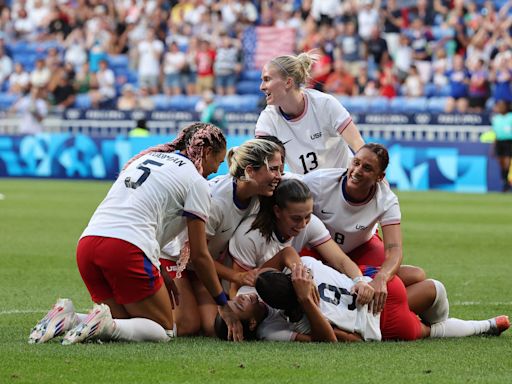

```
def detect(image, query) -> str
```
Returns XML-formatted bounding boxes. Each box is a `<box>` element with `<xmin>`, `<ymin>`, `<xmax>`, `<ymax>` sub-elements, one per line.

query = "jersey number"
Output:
<box><xmin>318</xmin><ymin>282</ymin><xmax>356</xmax><ymax>310</ymax></box>
<box><xmin>125</xmin><ymin>160</ymin><xmax>163</xmax><ymax>189</ymax></box>
<box><xmin>334</xmin><ymin>232</ymin><xmax>345</xmax><ymax>245</ymax></box>
<box><xmin>299</xmin><ymin>152</ymin><xmax>318</xmax><ymax>174</ymax></box>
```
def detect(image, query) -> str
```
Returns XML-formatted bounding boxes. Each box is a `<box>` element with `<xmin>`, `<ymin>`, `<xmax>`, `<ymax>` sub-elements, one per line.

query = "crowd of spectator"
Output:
<box><xmin>0</xmin><ymin>0</ymin><xmax>511</xmax><ymax>115</ymax></box>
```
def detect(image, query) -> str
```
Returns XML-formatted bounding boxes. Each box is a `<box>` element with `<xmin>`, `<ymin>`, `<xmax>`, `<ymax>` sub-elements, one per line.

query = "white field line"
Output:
<box><xmin>1</xmin><ymin>301</ymin><xmax>512</xmax><ymax>316</ymax></box>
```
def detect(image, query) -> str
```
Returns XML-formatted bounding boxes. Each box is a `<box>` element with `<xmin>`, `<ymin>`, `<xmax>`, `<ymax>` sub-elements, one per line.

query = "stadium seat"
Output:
<box><xmin>151</xmin><ymin>94</ymin><xmax>172</xmax><ymax>110</ymax></box>
<box><xmin>107</xmin><ymin>54</ymin><xmax>130</xmax><ymax>72</ymax></box>
<box><xmin>215</xmin><ymin>95</ymin><xmax>260</xmax><ymax>112</ymax></box>
<box><xmin>236</xmin><ymin>80</ymin><xmax>261</xmax><ymax>95</ymax></box>
<box><xmin>344</xmin><ymin>96</ymin><xmax>372</xmax><ymax>113</ymax></box>
<box><xmin>424</xmin><ymin>83</ymin><xmax>438</xmax><ymax>98</ymax></box>
<box><xmin>427</xmin><ymin>97</ymin><xmax>448</xmax><ymax>113</ymax></box>
<box><xmin>369</xmin><ymin>97</ymin><xmax>390</xmax><ymax>113</ymax></box>
<box><xmin>74</xmin><ymin>93</ymin><xmax>92</xmax><ymax>109</ymax></box>
<box><xmin>0</xmin><ymin>92</ymin><xmax>18</xmax><ymax>109</ymax></box>
<box><xmin>167</xmin><ymin>95</ymin><xmax>201</xmax><ymax>111</ymax></box>
<box><xmin>390</xmin><ymin>97</ymin><xmax>428</xmax><ymax>113</ymax></box>
<box><xmin>240</xmin><ymin>70</ymin><xmax>261</xmax><ymax>81</ymax></box>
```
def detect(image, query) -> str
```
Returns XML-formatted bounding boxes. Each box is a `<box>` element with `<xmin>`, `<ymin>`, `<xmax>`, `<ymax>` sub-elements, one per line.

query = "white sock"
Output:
<box><xmin>420</xmin><ymin>279</ymin><xmax>449</xmax><ymax>324</ymax></box>
<box><xmin>430</xmin><ymin>318</ymin><xmax>491</xmax><ymax>338</ymax></box>
<box><xmin>110</xmin><ymin>318</ymin><xmax>172</xmax><ymax>342</ymax></box>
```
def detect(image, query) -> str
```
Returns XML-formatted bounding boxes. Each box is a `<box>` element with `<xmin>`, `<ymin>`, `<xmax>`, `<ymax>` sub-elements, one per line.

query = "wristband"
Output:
<box><xmin>214</xmin><ymin>291</ymin><xmax>228</xmax><ymax>306</ymax></box>
<box><xmin>353</xmin><ymin>276</ymin><xmax>366</xmax><ymax>284</ymax></box>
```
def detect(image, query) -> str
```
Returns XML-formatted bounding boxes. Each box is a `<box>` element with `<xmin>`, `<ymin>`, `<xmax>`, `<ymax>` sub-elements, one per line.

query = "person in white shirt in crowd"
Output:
<box><xmin>30</xmin><ymin>58</ymin><xmax>51</xmax><ymax>89</ymax></box>
<box><xmin>0</xmin><ymin>44</ymin><xmax>13</xmax><ymax>86</ymax></box>
<box><xmin>8</xmin><ymin>62</ymin><xmax>30</xmax><ymax>94</ymax></box>
<box><xmin>89</xmin><ymin>59</ymin><xmax>115</xmax><ymax>108</ymax></box>
<box><xmin>10</xmin><ymin>85</ymin><xmax>48</xmax><ymax>134</ymax></box>
<box><xmin>28</xmin><ymin>122</ymin><xmax>247</xmax><ymax>345</ymax></box>
<box><xmin>160</xmin><ymin>138</ymin><xmax>283</xmax><ymax>336</ymax></box>
<box><xmin>163</xmin><ymin>41</ymin><xmax>187</xmax><ymax>96</ymax></box>
<box><xmin>255</xmin><ymin>51</ymin><xmax>364</xmax><ymax>175</ymax></box>
<box><xmin>136</xmin><ymin>28</ymin><xmax>164</xmax><ymax>95</ymax></box>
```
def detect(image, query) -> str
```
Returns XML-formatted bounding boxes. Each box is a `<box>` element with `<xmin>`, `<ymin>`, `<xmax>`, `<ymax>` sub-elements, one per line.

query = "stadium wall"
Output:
<box><xmin>0</xmin><ymin>131</ymin><xmax>501</xmax><ymax>193</ymax></box>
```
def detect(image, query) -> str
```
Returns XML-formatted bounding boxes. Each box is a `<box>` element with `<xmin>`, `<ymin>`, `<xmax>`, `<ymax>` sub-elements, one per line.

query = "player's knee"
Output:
<box><xmin>398</xmin><ymin>265</ymin><xmax>426</xmax><ymax>286</ymax></box>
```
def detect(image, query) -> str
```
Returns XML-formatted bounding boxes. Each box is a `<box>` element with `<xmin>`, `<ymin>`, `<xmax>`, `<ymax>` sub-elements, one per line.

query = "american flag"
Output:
<box><xmin>243</xmin><ymin>27</ymin><xmax>296</xmax><ymax>70</ymax></box>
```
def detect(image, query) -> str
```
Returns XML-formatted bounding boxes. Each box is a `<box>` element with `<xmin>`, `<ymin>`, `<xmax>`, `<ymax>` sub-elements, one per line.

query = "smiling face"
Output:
<box><xmin>274</xmin><ymin>198</ymin><xmax>313</xmax><ymax>239</ymax></box>
<box><xmin>227</xmin><ymin>293</ymin><xmax>263</xmax><ymax>321</ymax></box>
<box><xmin>260</xmin><ymin>63</ymin><xmax>290</xmax><ymax>106</ymax></box>
<box><xmin>246</xmin><ymin>151</ymin><xmax>283</xmax><ymax>196</ymax></box>
<box><xmin>347</xmin><ymin>148</ymin><xmax>385</xmax><ymax>192</ymax></box>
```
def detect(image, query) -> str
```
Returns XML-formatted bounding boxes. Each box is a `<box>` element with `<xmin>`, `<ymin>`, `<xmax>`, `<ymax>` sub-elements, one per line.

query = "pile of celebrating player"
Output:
<box><xmin>29</xmin><ymin>52</ymin><xmax>509</xmax><ymax>345</ymax></box>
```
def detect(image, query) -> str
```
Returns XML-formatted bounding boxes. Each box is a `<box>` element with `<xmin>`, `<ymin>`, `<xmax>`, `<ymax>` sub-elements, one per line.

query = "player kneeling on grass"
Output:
<box><xmin>215</xmin><ymin>254</ymin><xmax>509</xmax><ymax>342</ymax></box>
<box><xmin>28</xmin><ymin>123</ymin><xmax>246</xmax><ymax>344</ymax></box>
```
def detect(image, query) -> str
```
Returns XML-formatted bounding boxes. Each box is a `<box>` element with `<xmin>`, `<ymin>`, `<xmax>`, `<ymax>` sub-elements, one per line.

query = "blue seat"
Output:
<box><xmin>427</xmin><ymin>97</ymin><xmax>448</xmax><ymax>113</ymax></box>
<box><xmin>215</xmin><ymin>95</ymin><xmax>259</xmax><ymax>112</ymax></box>
<box><xmin>390</xmin><ymin>97</ymin><xmax>428</xmax><ymax>113</ymax></box>
<box><xmin>240</xmin><ymin>70</ymin><xmax>261</xmax><ymax>81</ymax></box>
<box><xmin>73</xmin><ymin>93</ymin><xmax>92</xmax><ymax>109</ymax></box>
<box><xmin>108</xmin><ymin>54</ymin><xmax>129</xmax><ymax>71</ymax></box>
<box><xmin>167</xmin><ymin>95</ymin><xmax>201</xmax><ymax>111</ymax></box>
<box><xmin>236</xmin><ymin>80</ymin><xmax>261</xmax><ymax>95</ymax></box>
<box><xmin>370</xmin><ymin>97</ymin><xmax>390</xmax><ymax>113</ymax></box>
<box><xmin>0</xmin><ymin>92</ymin><xmax>18</xmax><ymax>109</ymax></box>
<box><xmin>344</xmin><ymin>96</ymin><xmax>371</xmax><ymax>113</ymax></box>
<box><xmin>424</xmin><ymin>83</ymin><xmax>437</xmax><ymax>98</ymax></box>
<box><xmin>151</xmin><ymin>94</ymin><xmax>172</xmax><ymax>110</ymax></box>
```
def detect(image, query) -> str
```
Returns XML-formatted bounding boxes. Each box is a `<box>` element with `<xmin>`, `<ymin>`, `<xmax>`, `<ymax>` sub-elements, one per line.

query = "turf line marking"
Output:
<box><xmin>2</xmin><ymin>301</ymin><xmax>512</xmax><ymax>316</ymax></box>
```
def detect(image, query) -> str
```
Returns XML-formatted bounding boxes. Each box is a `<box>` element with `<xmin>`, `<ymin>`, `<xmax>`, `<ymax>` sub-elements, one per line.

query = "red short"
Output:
<box><xmin>77</xmin><ymin>236</ymin><xmax>163</xmax><ymax>305</ymax></box>
<box><xmin>298</xmin><ymin>246</ymin><xmax>323</xmax><ymax>260</ymax></box>
<box><xmin>159</xmin><ymin>258</ymin><xmax>197</xmax><ymax>280</ymax></box>
<box><xmin>380</xmin><ymin>276</ymin><xmax>422</xmax><ymax>341</ymax></box>
<box><xmin>348</xmin><ymin>233</ymin><xmax>386</xmax><ymax>267</ymax></box>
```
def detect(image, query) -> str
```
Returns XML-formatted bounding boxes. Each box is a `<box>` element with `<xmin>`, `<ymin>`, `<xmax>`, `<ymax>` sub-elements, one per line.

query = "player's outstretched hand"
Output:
<box><xmin>218</xmin><ymin>304</ymin><xmax>244</xmax><ymax>342</ymax></box>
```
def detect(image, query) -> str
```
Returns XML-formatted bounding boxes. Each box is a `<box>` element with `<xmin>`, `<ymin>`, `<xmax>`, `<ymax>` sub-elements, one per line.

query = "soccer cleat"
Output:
<box><xmin>28</xmin><ymin>298</ymin><xmax>79</xmax><ymax>344</ymax></box>
<box><xmin>486</xmin><ymin>315</ymin><xmax>510</xmax><ymax>336</ymax></box>
<box><xmin>62</xmin><ymin>304</ymin><xmax>115</xmax><ymax>345</ymax></box>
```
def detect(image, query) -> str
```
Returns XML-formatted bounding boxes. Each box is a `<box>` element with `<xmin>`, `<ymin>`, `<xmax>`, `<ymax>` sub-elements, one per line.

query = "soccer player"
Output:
<box><xmin>28</xmin><ymin>123</ymin><xmax>244</xmax><ymax>344</ymax></box>
<box><xmin>302</xmin><ymin>143</ymin><xmax>425</xmax><ymax>314</ymax></box>
<box><xmin>255</xmin><ymin>51</ymin><xmax>365</xmax><ymax>175</ymax></box>
<box><xmin>229</xmin><ymin>178</ymin><xmax>374</xmax><ymax>305</ymax></box>
<box><xmin>159</xmin><ymin>138</ymin><xmax>283</xmax><ymax>336</ymax></box>
<box><xmin>216</xmin><ymin>254</ymin><xmax>510</xmax><ymax>342</ymax></box>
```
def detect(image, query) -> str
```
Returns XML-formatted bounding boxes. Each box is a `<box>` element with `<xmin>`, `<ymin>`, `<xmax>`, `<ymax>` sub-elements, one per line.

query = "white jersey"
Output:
<box><xmin>255</xmin><ymin>88</ymin><xmax>354</xmax><ymax>175</ymax></box>
<box><xmin>161</xmin><ymin>174</ymin><xmax>260</xmax><ymax>264</ymax></box>
<box><xmin>303</xmin><ymin>169</ymin><xmax>401</xmax><ymax>253</ymax></box>
<box><xmin>258</xmin><ymin>256</ymin><xmax>381</xmax><ymax>341</ymax></box>
<box><xmin>81</xmin><ymin>152</ymin><xmax>210</xmax><ymax>268</ymax></box>
<box><xmin>230</xmin><ymin>214</ymin><xmax>330</xmax><ymax>270</ymax></box>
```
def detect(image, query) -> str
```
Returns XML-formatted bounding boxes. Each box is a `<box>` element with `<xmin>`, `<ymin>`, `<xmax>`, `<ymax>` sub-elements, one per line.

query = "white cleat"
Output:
<box><xmin>62</xmin><ymin>304</ymin><xmax>115</xmax><ymax>345</ymax></box>
<box><xmin>28</xmin><ymin>298</ymin><xmax>79</xmax><ymax>344</ymax></box>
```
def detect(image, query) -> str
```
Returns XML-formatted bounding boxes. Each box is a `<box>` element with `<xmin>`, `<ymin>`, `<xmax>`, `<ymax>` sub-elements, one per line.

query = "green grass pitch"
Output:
<box><xmin>0</xmin><ymin>179</ymin><xmax>511</xmax><ymax>383</ymax></box>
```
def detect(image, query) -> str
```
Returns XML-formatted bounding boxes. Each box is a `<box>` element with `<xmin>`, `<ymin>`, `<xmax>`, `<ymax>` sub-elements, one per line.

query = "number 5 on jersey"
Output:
<box><xmin>125</xmin><ymin>159</ymin><xmax>163</xmax><ymax>189</ymax></box>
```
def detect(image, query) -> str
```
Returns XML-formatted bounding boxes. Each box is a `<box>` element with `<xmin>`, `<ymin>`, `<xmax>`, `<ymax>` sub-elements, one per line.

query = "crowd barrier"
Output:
<box><xmin>0</xmin><ymin>131</ymin><xmax>501</xmax><ymax>193</ymax></box>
